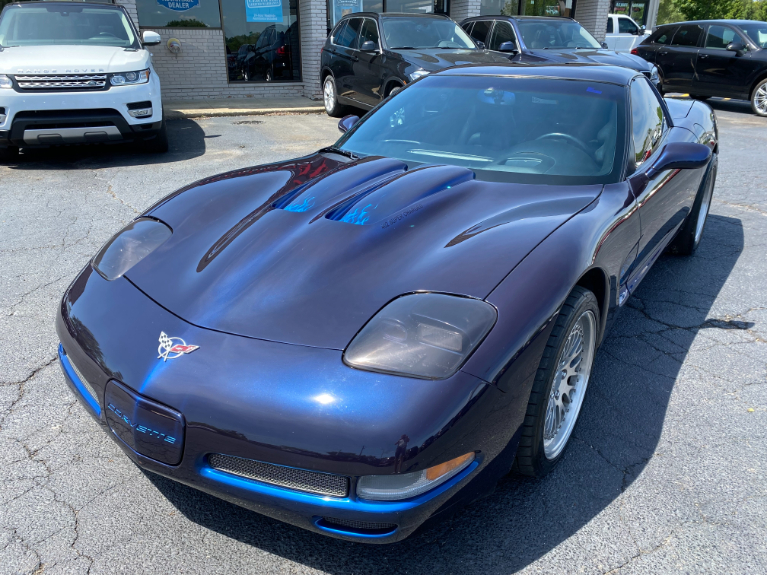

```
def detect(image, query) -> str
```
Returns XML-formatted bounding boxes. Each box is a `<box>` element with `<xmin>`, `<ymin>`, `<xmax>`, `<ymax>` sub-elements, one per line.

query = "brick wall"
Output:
<box><xmin>449</xmin><ymin>0</ymin><xmax>481</xmax><ymax>23</ymax></box>
<box><xmin>575</xmin><ymin>0</ymin><xmax>611</xmax><ymax>42</ymax></box>
<box><xmin>298</xmin><ymin>0</ymin><xmax>327</xmax><ymax>99</ymax></box>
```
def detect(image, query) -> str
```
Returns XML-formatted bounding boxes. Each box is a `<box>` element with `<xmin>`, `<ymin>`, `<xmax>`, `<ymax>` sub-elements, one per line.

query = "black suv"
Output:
<box><xmin>460</xmin><ymin>16</ymin><xmax>659</xmax><ymax>89</ymax></box>
<box><xmin>634</xmin><ymin>20</ymin><xmax>767</xmax><ymax>116</ymax></box>
<box><xmin>320</xmin><ymin>12</ymin><xmax>509</xmax><ymax>116</ymax></box>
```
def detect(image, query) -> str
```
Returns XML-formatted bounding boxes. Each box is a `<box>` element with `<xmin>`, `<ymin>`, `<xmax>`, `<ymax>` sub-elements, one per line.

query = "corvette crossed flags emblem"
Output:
<box><xmin>157</xmin><ymin>332</ymin><xmax>199</xmax><ymax>362</ymax></box>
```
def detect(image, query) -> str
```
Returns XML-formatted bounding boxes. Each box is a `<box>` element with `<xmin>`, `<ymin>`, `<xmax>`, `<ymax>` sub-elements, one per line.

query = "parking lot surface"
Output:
<box><xmin>1</xmin><ymin>103</ymin><xmax>765</xmax><ymax>574</ymax></box>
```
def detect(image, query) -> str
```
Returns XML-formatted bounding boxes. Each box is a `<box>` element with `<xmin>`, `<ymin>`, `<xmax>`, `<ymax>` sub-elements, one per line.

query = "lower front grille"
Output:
<box><xmin>208</xmin><ymin>454</ymin><xmax>349</xmax><ymax>497</ymax></box>
<box><xmin>322</xmin><ymin>517</ymin><xmax>397</xmax><ymax>532</ymax></box>
<box><xmin>14</xmin><ymin>74</ymin><xmax>107</xmax><ymax>90</ymax></box>
<box><xmin>67</xmin><ymin>354</ymin><xmax>100</xmax><ymax>404</ymax></box>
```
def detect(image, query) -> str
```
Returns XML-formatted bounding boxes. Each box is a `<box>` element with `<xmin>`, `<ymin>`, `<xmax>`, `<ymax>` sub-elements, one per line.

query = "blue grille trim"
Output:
<box><xmin>58</xmin><ymin>343</ymin><xmax>101</xmax><ymax>417</ymax></box>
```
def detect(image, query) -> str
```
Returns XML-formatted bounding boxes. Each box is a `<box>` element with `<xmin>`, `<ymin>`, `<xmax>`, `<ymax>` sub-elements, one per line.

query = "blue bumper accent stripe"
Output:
<box><xmin>200</xmin><ymin>460</ymin><xmax>480</xmax><ymax>513</ymax></box>
<box><xmin>312</xmin><ymin>517</ymin><xmax>398</xmax><ymax>538</ymax></box>
<box><xmin>58</xmin><ymin>344</ymin><xmax>102</xmax><ymax>417</ymax></box>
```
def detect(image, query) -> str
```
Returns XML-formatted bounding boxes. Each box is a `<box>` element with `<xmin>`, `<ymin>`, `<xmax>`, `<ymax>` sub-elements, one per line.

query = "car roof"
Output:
<box><xmin>463</xmin><ymin>15</ymin><xmax>574</xmax><ymax>22</ymax></box>
<box><xmin>5</xmin><ymin>0</ymin><xmax>121</xmax><ymax>7</ymax></box>
<box><xmin>656</xmin><ymin>20</ymin><xmax>767</xmax><ymax>27</ymax></box>
<box><xmin>433</xmin><ymin>63</ymin><xmax>639</xmax><ymax>86</ymax></box>
<box><xmin>345</xmin><ymin>12</ymin><xmax>450</xmax><ymax>19</ymax></box>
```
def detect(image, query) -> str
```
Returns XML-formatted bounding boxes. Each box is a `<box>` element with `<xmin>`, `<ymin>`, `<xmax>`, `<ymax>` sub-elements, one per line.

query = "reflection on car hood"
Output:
<box><xmin>527</xmin><ymin>49</ymin><xmax>652</xmax><ymax>72</ymax></box>
<box><xmin>391</xmin><ymin>48</ymin><xmax>511</xmax><ymax>72</ymax></box>
<box><xmin>0</xmin><ymin>45</ymin><xmax>149</xmax><ymax>74</ymax></box>
<box><xmin>128</xmin><ymin>154</ymin><xmax>601</xmax><ymax>349</ymax></box>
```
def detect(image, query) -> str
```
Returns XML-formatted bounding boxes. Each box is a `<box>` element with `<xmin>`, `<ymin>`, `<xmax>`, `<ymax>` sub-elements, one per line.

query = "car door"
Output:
<box><xmin>627</xmin><ymin>77</ymin><xmax>701</xmax><ymax>293</ymax></box>
<box><xmin>657</xmin><ymin>24</ymin><xmax>703</xmax><ymax>91</ymax></box>
<box><xmin>617</xmin><ymin>16</ymin><xmax>641</xmax><ymax>52</ymax></box>
<box><xmin>694</xmin><ymin>24</ymin><xmax>761</xmax><ymax>99</ymax></box>
<box><xmin>350</xmin><ymin>18</ymin><xmax>384</xmax><ymax>106</ymax></box>
<box><xmin>328</xmin><ymin>18</ymin><xmax>362</xmax><ymax>100</ymax></box>
<box><xmin>487</xmin><ymin>19</ymin><xmax>520</xmax><ymax>61</ymax></box>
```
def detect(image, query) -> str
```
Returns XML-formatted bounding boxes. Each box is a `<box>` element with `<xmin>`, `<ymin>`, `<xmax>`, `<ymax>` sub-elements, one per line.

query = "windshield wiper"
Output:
<box><xmin>390</xmin><ymin>46</ymin><xmax>416</xmax><ymax>49</ymax></box>
<box><xmin>319</xmin><ymin>146</ymin><xmax>359</xmax><ymax>160</ymax></box>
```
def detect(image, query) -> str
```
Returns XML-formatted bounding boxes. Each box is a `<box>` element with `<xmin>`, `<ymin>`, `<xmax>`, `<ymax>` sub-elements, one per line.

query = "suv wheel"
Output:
<box><xmin>323</xmin><ymin>76</ymin><xmax>346</xmax><ymax>117</ymax></box>
<box><xmin>751</xmin><ymin>78</ymin><xmax>767</xmax><ymax>117</ymax></box>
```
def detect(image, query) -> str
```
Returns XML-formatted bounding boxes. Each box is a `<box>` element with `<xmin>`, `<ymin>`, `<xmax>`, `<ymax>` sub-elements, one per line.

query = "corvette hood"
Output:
<box><xmin>128</xmin><ymin>155</ymin><xmax>601</xmax><ymax>349</ymax></box>
<box><xmin>0</xmin><ymin>45</ymin><xmax>149</xmax><ymax>74</ymax></box>
<box><xmin>527</xmin><ymin>49</ymin><xmax>651</xmax><ymax>72</ymax></box>
<box><xmin>391</xmin><ymin>48</ymin><xmax>510</xmax><ymax>72</ymax></box>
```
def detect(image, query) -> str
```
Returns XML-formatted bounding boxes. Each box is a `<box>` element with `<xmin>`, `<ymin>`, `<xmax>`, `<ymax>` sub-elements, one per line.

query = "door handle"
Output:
<box><xmin>659</xmin><ymin>51</ymin><xmax>668</xmax><ymax>55</ymax></box>
<box><xmin>699</xmin><ymin>54</ymin><xmax>708</xmax><ymax>59</ymax></box>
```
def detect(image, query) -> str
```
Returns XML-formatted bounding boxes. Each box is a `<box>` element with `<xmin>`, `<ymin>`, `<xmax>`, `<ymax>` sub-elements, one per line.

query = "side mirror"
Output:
<box><xmin>644</xmin><ymin>142</ymin><xmax>711</xmax><ymax>180</ymax></box>
<box><xmin>726</xmin><ymin>41</ymin><xmax>745</xmax><ymax>53</ymax></box>
<box><xmin>142</xmin><ymin>31</ymin><xmax>162</xmax><ymax>46</ymax></box>
<box><xmin>338</xmin><ymin>114</ymin><xmax>359</xmax><ymax>134</ymax></box>
<box><xmin>641</xmin><ymin>25</ymin><xmax>646</xmax><ymax>32</ymax></box>
<box><xmin>498</xmin><ymin>41</ymin><xmax>518</xmax><ymax>53</ymax></box>
<box><xmin>601</xmin><ymin>41</ymin><xmax>609</xmax><ymax>49</ymax></box>
<box><xmin>360</xmin><ymin>40</ymin><xmax>378</xmax><ymax>52</ymax></box>
<box><xmin>475</xmin><ymin>40</ymin><xmax>485</xmax><ymax>49</ymax></box>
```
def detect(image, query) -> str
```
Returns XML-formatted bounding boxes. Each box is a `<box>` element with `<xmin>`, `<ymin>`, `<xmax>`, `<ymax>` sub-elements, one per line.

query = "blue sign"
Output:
<box><xmin>157</xmin><ymin>0</ymin><xmax>199</xmax><ymax>11</ymax></box>
<box><xmin>333</xmin><ymin>0</ymin><xmax>361</xmax><ymax>23</ymax></box>
<box><xmin>246</xmin><ymin>0</ymin><xmax>283</xmax><ymax>23</ymax></box>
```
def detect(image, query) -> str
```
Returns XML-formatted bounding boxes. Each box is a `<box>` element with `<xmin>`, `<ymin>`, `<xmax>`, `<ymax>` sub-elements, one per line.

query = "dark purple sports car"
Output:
<box><xmin>57</xmin><ymin>64</ymin><xmax>718</xmax><ymax>543</ymax></box>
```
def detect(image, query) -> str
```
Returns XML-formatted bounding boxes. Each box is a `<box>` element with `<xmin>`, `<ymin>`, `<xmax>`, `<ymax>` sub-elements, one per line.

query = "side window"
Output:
<box><xmin>653</xmin><ymin>27</ymin><xmax>676</xmax><ymax>45</ymax></box>
<box><xmin>618</xmin><ymin>17</ymin><xmax>638</xmax><ymax>35</ymax></box>
<box><xmin>489</xmin><ymin>21</ymin><xmax>515</xmax><ymax>51</ymax></box>
<box><xmin>630</xmin><ymin>78</ymin><xmax>666</xmax><ymax>167</ymax></box>
<box><xmin>671</xmin><ymin>24</ymin><xmax>703</xmax><ymax>48</ymax></box>
<box><xmin>331</xmin><ymin>21</ymin><xmax>347</xmax><ymax>45</ymax></box>
<box><xmin>705</xmin><ymin>25</ymin><xmax>737</xmax><ymax>50</ymax></box>
<box><xmin>336</xmin><ymin>18</ymin><xmax>362</xmax><ymax>49</ymax></box>
<box><xmin>359</xmin><ymin>19</ymin><xmax>380</xmax><ymax>47</ymax></box>
<box><xmin>606</xmin><ymin>18</ymin><xmax>613</xmax><ymax>34</ymax></box>
<box><xmin>461</xmin><ymin>21</ymin><xmax>474</xmax><ymax>36</ymax></box>
<box><xmin>470</xmin><ymin>20</ymin><xmax>492</xmax><ymax>45</ymax></box>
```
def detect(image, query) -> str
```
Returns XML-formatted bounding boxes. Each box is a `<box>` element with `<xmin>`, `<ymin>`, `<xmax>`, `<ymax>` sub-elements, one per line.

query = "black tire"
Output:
<box><xmin>690</xmin><ymin>94</ymin><xmax>710</xmax><ymax>101</ymax></box>
<box><xmin>750</xmin><ymin>78</ymin><xmax>767</xmax><ymax>117</ymax></box>
<box><xmin>144</xmin><ymin>116</ymin><xmax>169</xmax><ymax>154</ymax></box>
<box><xmin>668</xmin><ymin>153</ymin><xmax>717</xmax><ymax>256</ymax></box>
<box><xmin>323</xmin><ymin>76</ymin><xmax>347</xmax><ymax>118</ymax></box>
<box><xmin>515</xmin><ymin>286</ymin><xmax>600</xmax><ymax>478</ymax></box>
<box><xmin>0</xmin><ymin>146</ymin><xmax>19</xmax><ymax>163</ymax></box>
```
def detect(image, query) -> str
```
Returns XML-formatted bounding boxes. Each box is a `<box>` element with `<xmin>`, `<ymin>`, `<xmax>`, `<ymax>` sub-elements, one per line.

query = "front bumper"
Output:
<box><xmin>56</xmin><ymin>265</ymin><xmax>522</xmax><ymax>542</ymax></box>
<box><xmin>0</xmin><ymin>79</ymin><xmax>162</xmax><ymax>148</ymax></box>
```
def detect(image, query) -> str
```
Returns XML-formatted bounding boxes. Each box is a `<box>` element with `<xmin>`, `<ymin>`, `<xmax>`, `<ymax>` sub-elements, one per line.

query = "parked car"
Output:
<box><xmin>57</xmin><ymin>63</ymin><xmax>717</xmax><ymax>543</ymax></box>
<box><xmin>605</xmin><ymin>13</ymin><xmax>650</xmax><ymax>52</ymax></box>
<box><xmin>460</xmin><ymin>15</ymin><xmax>660</xmax><ymax>89</ymax></box>
<box><xmin>240</xmin><ymin>25</ymin><xmax>293</xmax><ymax>82</ymax></box>
<box><xmin>320</xmin><ymin>12</ymin><xmax>509</xmax><ymax>116</ymax></box>
<box><xmin>0</xmin><ymin>1</ymin><xmax>167</xmax><ymax>161</ymax></box>
<box><xmin>634</xmin><ymin>20</ymin><xmax>767</xmax><ymax>116</ymax></box>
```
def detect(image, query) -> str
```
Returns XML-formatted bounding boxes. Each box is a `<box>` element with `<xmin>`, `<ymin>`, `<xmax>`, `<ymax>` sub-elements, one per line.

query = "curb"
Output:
<box><xmin>166</xmin><ymin>106</ymin><xmax>325</xmax><ymax>120</ymax></box>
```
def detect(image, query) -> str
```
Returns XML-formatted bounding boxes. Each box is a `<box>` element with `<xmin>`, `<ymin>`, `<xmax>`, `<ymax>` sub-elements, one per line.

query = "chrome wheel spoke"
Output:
<box><xmin>543</xmin><ymin>310</ymin><xmax>597</xmax><ymax>459</ymax></box>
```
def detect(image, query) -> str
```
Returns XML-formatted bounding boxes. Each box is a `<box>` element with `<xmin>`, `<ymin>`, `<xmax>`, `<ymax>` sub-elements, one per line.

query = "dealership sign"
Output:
<box><xmin>157</xmin><ymin>0</ymin><xmax>199</xmax><ymax>11</ymax></box>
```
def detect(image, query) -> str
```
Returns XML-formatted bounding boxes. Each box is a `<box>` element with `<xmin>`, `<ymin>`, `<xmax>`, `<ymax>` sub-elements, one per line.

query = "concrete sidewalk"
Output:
<box><xmin>164</xmin><ymin>96</ymin><xmax>325</xmax><ymax>119</ymax></box>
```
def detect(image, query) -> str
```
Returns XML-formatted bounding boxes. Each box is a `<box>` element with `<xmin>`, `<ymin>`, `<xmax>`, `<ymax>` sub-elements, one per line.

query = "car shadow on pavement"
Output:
<box><xmin>1</xmin><ymin>118</ymin><xmax>205</xmax><ymax>169</ymax></box>
<box><xmin>145</xmin><ymin>214</ymin><xmax>743</xmax><ymax>574</ymax></box>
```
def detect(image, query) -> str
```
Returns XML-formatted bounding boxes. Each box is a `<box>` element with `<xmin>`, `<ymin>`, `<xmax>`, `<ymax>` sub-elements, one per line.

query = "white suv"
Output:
<box><xmin>0</xmin><ymin>0</ymin><xmax>165</xmax><ymax>161</ymax></box>
<box><xmin>605</xmin><ymin>14</ymin><xmax>650</xmax><ymax>53</ymax></box>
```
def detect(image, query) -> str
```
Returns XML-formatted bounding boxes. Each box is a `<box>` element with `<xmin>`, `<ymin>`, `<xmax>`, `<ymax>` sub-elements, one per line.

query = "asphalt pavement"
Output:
<box><xmin>1</xmin><ymin>101</ymin><xmax>765</xmax><ymax>574</ymax></box>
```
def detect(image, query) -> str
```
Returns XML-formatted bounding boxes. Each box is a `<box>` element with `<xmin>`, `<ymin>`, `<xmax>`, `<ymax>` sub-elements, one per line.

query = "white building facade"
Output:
<box><xmin>117</xmin><ymin>0</ymin><xmax>654</xmax><ymax>101</ymax></box>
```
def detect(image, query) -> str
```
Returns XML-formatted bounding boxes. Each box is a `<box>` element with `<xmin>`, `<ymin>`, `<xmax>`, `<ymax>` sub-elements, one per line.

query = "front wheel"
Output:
<box><xmin>751</xmin><ymin>78</ymin><xmax>767</xmax><ymax>117</ymax></box>
<box><xmin>668</xmin><ymin>153</ymin><xmax>717</xmax><ymax>255</ymax></box>
<box><xmin>323</xmin><ymin>76</ymin><xmax>346</xmax><ymax>117</ymax></box>
<box><xmin>515</xmin><ymin>286</ymin><xmax>599</xmax><ymax>477</ymax></box>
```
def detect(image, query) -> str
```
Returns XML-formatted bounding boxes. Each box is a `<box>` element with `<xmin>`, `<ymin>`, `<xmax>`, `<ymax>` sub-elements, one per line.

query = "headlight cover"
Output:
<box><xmin>357</xmin><ymin>452</ymin><xmax>475</xmax><ymax>501</ymax></box>
<box><xmin>650</xmin><ymin>65</ymin><xmax>660</xmax><ymax>85</ymax></box>
<box><xmin>408</xmin><ymin>69</ymin><xmax>429</xmax><ymax>81</ymax></box>
<box><xmin>110</xmin><ymin>69</ymin><xmax>150</xmax><ymax>86</ymax></box>
<box><xmin>92</xmin><ymin>218</ymin><xmax>171</xmax><ymax>281</ymax></box>
<box><xmin>344</xmin><ymin>293</ymin><xmax>497</xmax><ymax>379</ymax></box>
<box><xmin>0</xmin><ymin>74</ymin><xmax>12</xmax><ymax>89</ymax></box>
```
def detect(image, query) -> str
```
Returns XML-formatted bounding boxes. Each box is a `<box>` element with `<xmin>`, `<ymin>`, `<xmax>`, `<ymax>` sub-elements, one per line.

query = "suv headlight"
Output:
<box><xmin>0</xmin><ymin>74</ymin><xmax>12</xmax><ymax>89</ymax></box>
<box><xmin>344</xmin><ymin>293</ymin><xmax>497</xmax><ymax>379</ymax></box>
<box><xmin>357</xmin><ymin>452</ymin><xmax>475</xmax><ymax>501</ymax></box>
<box><xmin>92</xmin><ymin>218</ymin><xmax>171</xmax><ymax>280</ymax></box>
<box><xmin>110</xmin><ymin>69</ymin><xmax>150</xmax><ymax>86</ymax></box>
<box><xmin>650</xmin><ymin>65</ymin><xmax>660</xmax><ymax>85</ymax></box>
<box><xmin>408</xmin><ymin>69</ymin><xmax>429</xmax><ymax>81</ymax></box>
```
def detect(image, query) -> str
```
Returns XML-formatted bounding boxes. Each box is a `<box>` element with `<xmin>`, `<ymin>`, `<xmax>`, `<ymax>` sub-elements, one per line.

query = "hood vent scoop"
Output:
<box><xmin>327</xmin><ymin>165</ymin><xmax>475</xmax><ymax>226</ymax></box>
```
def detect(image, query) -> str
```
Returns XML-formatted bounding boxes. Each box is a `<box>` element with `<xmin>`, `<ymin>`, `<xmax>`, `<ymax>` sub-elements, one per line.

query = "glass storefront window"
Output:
<box><xmin>480</xmin><ymin>1</ymin><xmax>519</xmax><ymax>16</ymax></box>
<box><xmin>221</xmin><ymin>0</ymin><xmax>301</xmax><ymax>83</ymax></box>
<box><xmin>135</xmin><ymin>0</ymin><xmax>222</xmax><ymax>28</ymax></box>
<box><xmin>385</xmin><ymin>0</ymin><xmax>434</xmax><ymax>13</ymax></box>
<box><xmin>611</xmin><ymin>1</ymin><xmax>647</xmax><ymax>26</ymax></box>
<box><xmin>327</xmin><ymin>0</ymin><xmax>445</xmax><ymax>28</ymax></box>
<box><xmin>480</xmin><ymin>0</ymin><xmax>573</xmax><ymax>18</ymax></box>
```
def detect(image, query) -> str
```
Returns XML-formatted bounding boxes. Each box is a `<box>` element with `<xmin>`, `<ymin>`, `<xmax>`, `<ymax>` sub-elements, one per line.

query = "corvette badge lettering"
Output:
<box><xmin>157</xmin><ymin>332</ymin><xmax>199</xmax><ymax>361</ymax></box>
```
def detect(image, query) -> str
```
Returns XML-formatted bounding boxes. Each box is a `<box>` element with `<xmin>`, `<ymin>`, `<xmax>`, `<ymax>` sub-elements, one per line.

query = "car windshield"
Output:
<box><xmin>0</xmin><ymin>4</ymin><xmax>137</xmax><ymax>48</ymax></box>
<box><xmin>517</xmin><ymin>20</ymin><xmax>602</xmax><ymax>49</ymax></box>
<box><xmin>739</xmin><ymin>23</ymin><xmax>767</xmax><ymax>49</ymax></box>
<box><xmin>382</xmin><ymin>17</ymin><xmax>476</xmax><ymax>50</ymax></box>
<box><xmin>338</xmin><ymin>75</ymin><xmax>625</xmax><ymax>185</ymax></box>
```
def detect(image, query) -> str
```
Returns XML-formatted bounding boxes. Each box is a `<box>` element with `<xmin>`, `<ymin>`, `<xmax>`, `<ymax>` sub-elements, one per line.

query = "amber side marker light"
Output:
<box><xmin>426</xmin><ymin>452</ymin><xmax>475</xmax><ymax>481</ymax></box>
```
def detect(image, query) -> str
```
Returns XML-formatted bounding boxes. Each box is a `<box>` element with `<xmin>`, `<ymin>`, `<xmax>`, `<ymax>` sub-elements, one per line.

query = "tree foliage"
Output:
<box><xmin>658</xmin><ymin>0</ymin><xmax>767</xmax><ymax>24</ymax></box>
